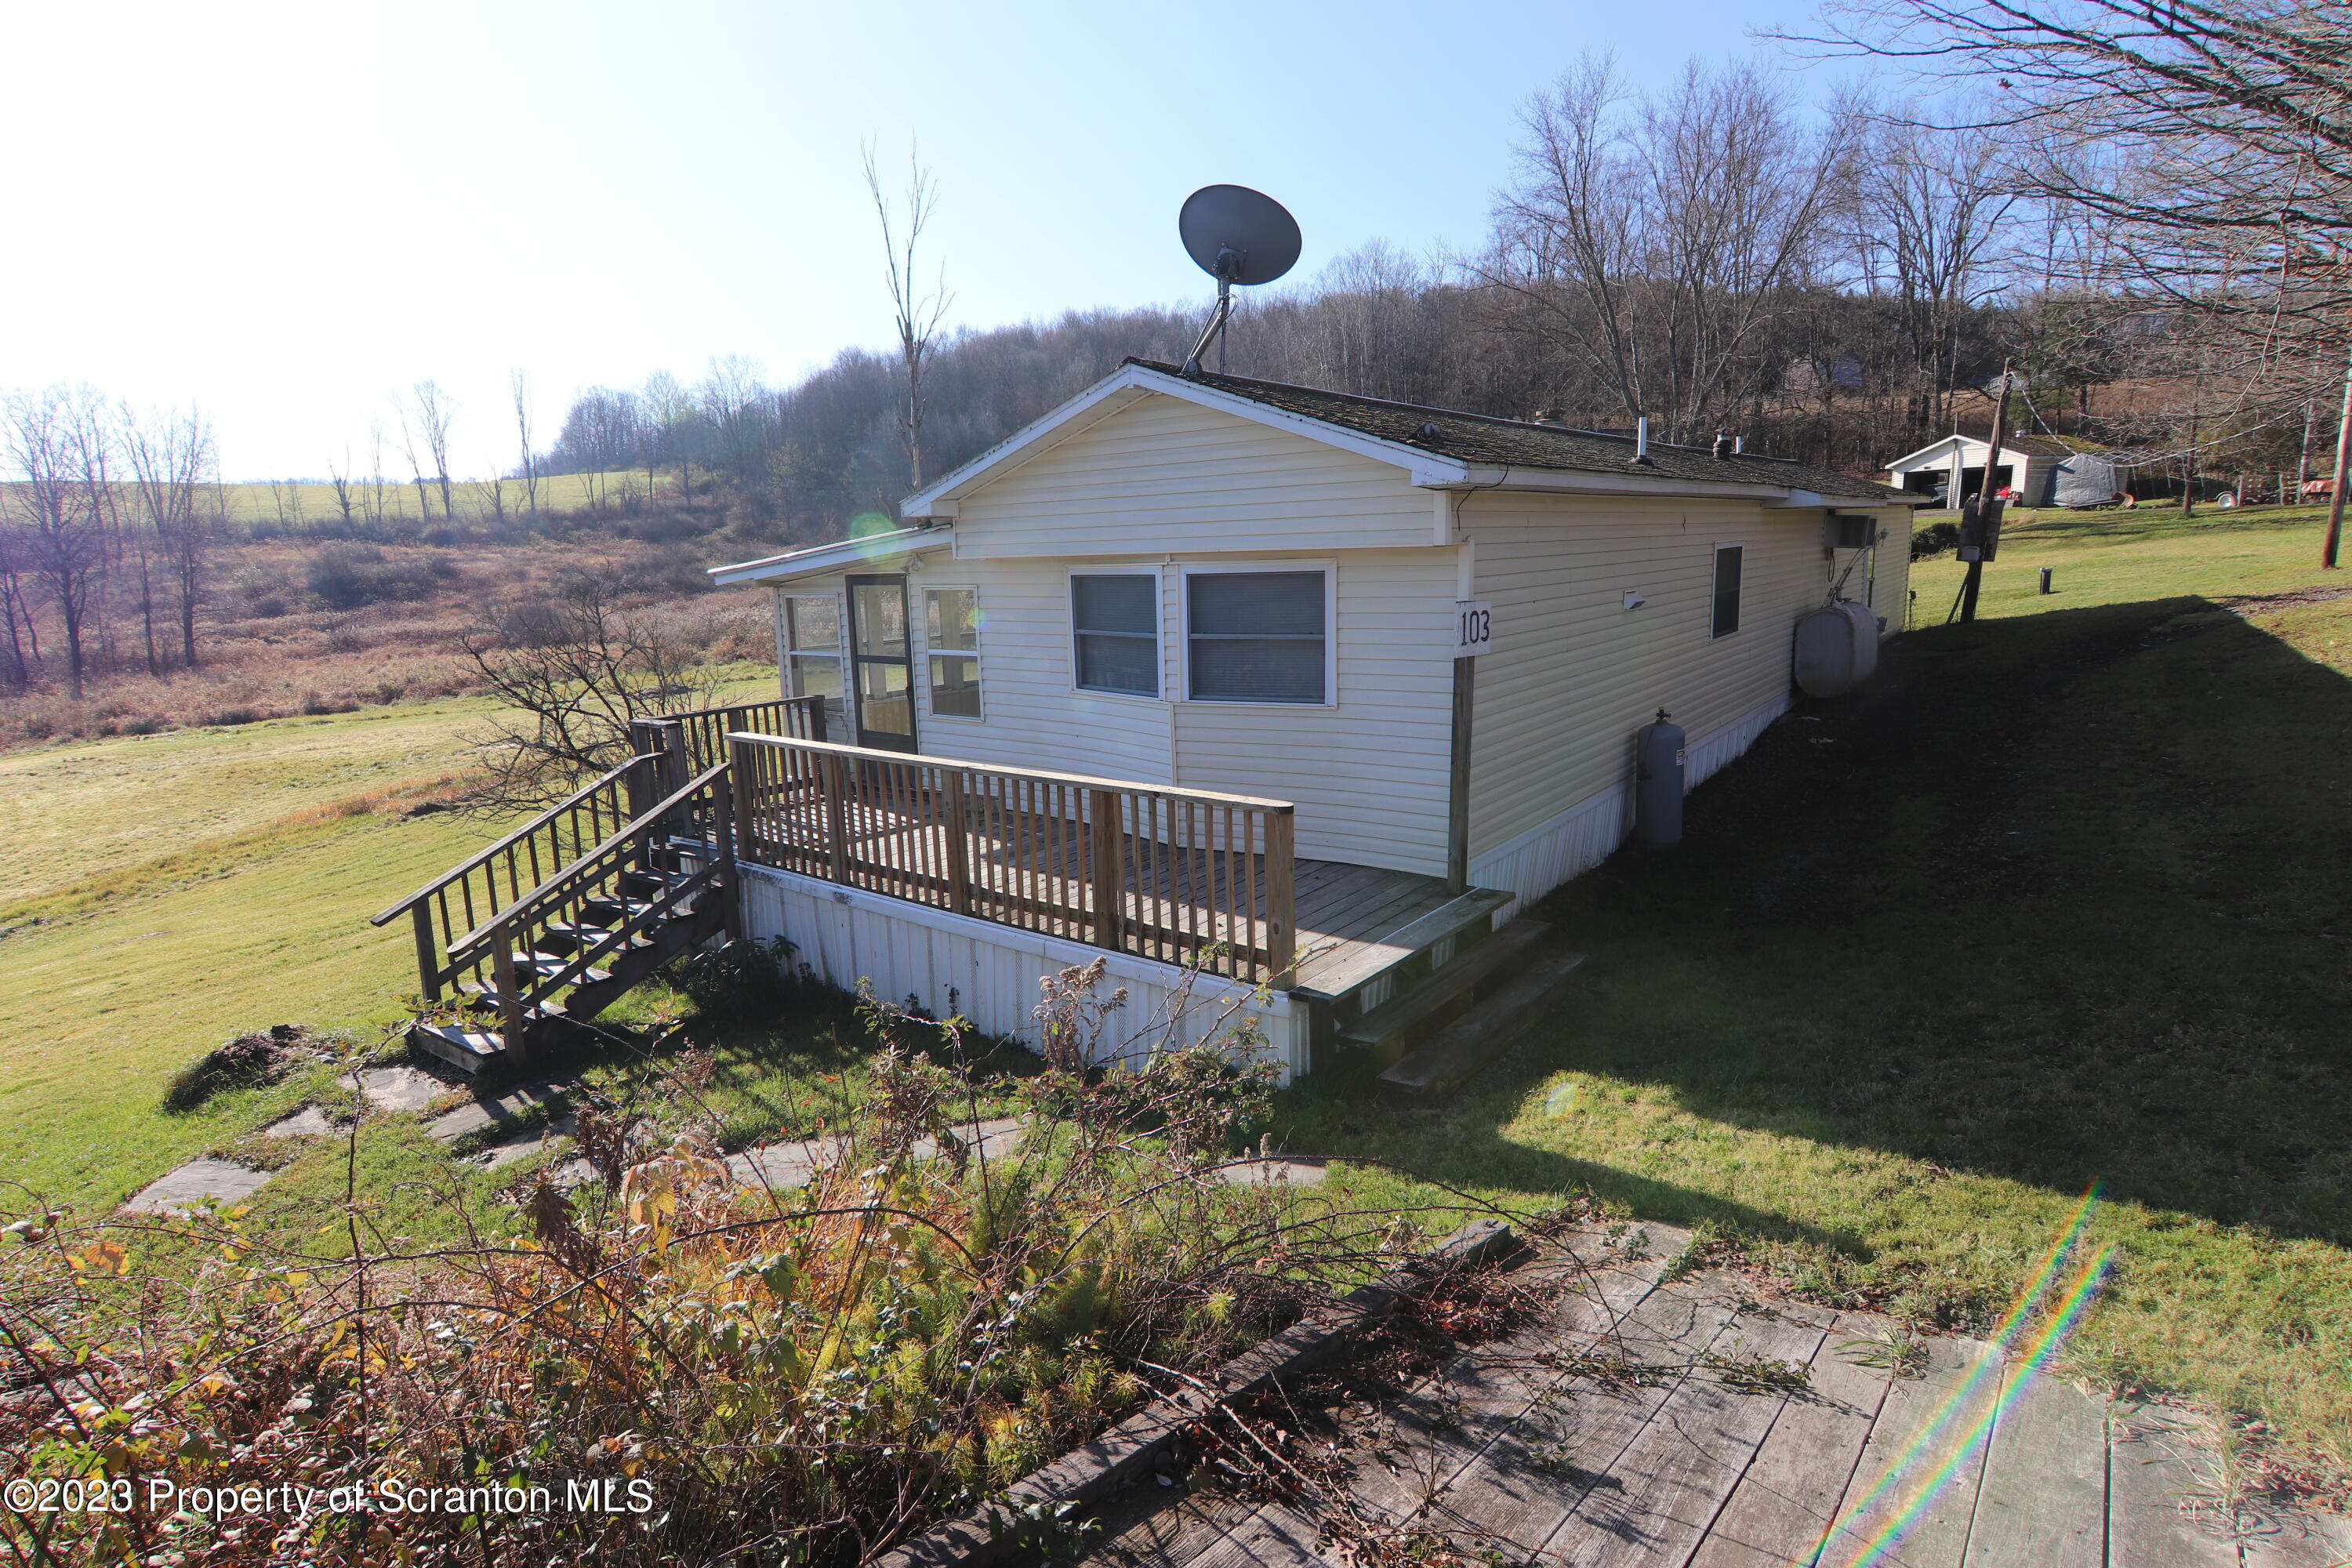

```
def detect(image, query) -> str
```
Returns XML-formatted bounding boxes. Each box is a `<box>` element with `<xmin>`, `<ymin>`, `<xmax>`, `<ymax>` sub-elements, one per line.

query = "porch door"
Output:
<box><xmin>847</xmin><ymin>574</ymin><xmax>916</xmax><ymax>753</ymax></box>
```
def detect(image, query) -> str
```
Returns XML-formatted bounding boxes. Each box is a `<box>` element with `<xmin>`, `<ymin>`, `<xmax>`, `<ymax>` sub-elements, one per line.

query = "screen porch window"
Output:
<box><xmin>925</xmin><ymin>587</ymin><xmax>982</xmax><ymax>717</ymax></box>
<box><xmin>1186</xmin><ymin>570</ymin><xmax>1327</xmax><ymax>703</ymax></box>
<box><xmin>1072</xmin><ymin>573</ymin><xmax>1159</xmax><ymax>695</ymax></box>
<box><xmin>785</xmin><ymin>594</ymin><xmax>843</xmax><ymax>721</ymax></box>
<box><xmin>1711</xmin><ymin>546</ymin><xmax>1744</xmax><ymax>639</ymax></box>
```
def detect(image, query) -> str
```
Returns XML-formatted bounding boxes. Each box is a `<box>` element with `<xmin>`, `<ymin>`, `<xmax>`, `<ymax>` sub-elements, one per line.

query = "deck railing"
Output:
<box><xmin>441</xmin><ymin>761</ymin><xmax>735</xmax><ymax>1061</ymax></box>
<box><xmin>667</xmin><ymin>695</ymin><xmax>826</xmax><ymax>776</ymax></box>
<box><xmin>728</xmin><ymin>733</ymin><xmax>1296</xmax><ymax>985</ymax></box>
<box><xmin>368</xmin><ymin>754</ymin><xmax>666</xmax><ymax>1000</ymax></box>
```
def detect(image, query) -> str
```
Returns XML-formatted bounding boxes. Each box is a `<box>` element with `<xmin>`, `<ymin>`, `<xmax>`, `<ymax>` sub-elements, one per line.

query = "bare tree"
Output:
<box><xmin>325</xmin><ymin>447</ymin><xmax>359</xmax><ymax>528</ymax></box>
<box><xmin>393</xmin><ymin>393</ymin><xmax>435</xmax><ymax>523</ymax></box>
<box><xmin>125</xmin><ymin>406</ymin><xmax>217</xmax><ymax>671</ymax></box>
<box><xmin>510</xmin><ymin>368</ymin><xmax>539</xmax><ymax>518</ymax></box>
<box><xmin>456</xmin><ymin>572</ymin><xmax>720</xmax><ymax>815</ymax></box>
<box><xmin>411</xmin><ymin>379</ymin><xmax>458</xmax><ymax>521</ymax></box>
<box><xmin>2</xmin><ymin>387</ymin><xmax>111</xmax><ymax>699</ymax></box>
<box><xmin>1792</xmin><ymin>0</ymin><xmax>2352</xmax><ymax>356</ymax></box>
<box><xmin>864</xmin><ymin>140</ymin><xmax>953</xmax><ymax>486</ymax></box>
<box><xmin>1481</xmin><ymin>57</ymin><xmax>1854</xmax><ymax>441</ymax></box>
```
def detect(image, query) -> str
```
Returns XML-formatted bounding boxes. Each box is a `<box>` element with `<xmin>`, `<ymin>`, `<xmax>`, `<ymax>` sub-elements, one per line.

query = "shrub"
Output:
<box><xmin>1911</xmin><ymin>520</ymin><xmax>1962</xmax><ymax>559</ymax></box>
<box><xmin>203</xmin><ymin>706</ymin><xmax>260</xmax><ymax>727</ymax></box>
<box><xmin>667</xmin><ymin>935</ymin><xmax>800</xmax><ymax>1018</ymax></box>
<box><xmin>305</xmin><ymin>546</ymin><xmax>438</xmax><ymax>611</ymax></box>
<box><xmin>2</xmin><ymin>966</ymin><xmax>1490</xmax><ymax>1566</ymax></box>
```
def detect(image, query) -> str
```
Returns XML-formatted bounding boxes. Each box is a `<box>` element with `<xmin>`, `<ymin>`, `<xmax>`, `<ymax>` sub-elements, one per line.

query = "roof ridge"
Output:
<box><xmin>1123</xmin><ymin>357</ymin><xmax>1813</xmax><ymax>463</ymax></box>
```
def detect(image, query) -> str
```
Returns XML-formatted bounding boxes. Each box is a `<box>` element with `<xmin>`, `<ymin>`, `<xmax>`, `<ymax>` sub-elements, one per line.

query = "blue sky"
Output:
<box><xmin>2</xmin><ymin>0</ymin><xmax>1851</xmax><ymax>478</ymax></box>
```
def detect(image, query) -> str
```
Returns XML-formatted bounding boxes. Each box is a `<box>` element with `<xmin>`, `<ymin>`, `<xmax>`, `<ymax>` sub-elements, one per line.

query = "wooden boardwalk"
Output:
<box><xmin>1070</xmin><ymin>1224</ymin><xmax>2350</xmax><ymax>1568</ymax></box>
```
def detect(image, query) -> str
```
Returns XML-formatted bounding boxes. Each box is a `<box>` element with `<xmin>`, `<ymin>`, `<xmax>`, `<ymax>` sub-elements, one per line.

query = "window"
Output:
<box><xmin>1186</xmin><ymin>569</ymin><xmax>1327</xmax><ymax>704</ymax></box>
<box><xmin>1072</xmin><ymin>573</ymin><xmax>1159</xmax><ymax>695</ymax></box>
<box><xmin>1710</xmin><ymin>546</ymin><xmax>1744</xmax><ymax>639</ymax></box>
<box><xmin>924</xmin><ymin>587</ymin><xmax>982</xmax><ymax>718</ymax></box>
<box><xmin>785</xmin><ymin>594</ymin><xmax>844</xmax><ymax>721</ymax></box>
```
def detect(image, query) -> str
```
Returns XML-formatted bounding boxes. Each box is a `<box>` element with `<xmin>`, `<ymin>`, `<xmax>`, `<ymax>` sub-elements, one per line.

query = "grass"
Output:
<box><xmin>10</xmin><ymin>496</ymin><xmax>2352</xmax><ymax>1482</ymax></box>
<box><xmin>0</xmin><ymin>673</ymin><xmax>780</xmax><ymax>1210</ymax></box>
<box><xmin>1272</xmin><ymin>500</ymin><xmax>2352</xmax><ymax>1482</ymax></box>
<box><xmin>207</xmin><ymin>470</ymin><xmax>669</xmax><ymax>525</ymax></box>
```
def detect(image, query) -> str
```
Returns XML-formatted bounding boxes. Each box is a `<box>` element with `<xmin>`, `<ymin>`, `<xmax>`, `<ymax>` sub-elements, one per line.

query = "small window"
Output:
<box><xmin>925</xmin><ymin>587</ymin><xmax>982</xmax><ymax>718</ymax></box>
<box><xmin>1710</xmin><ymin>546</ymin><xmax>1744</xmax><ymax>639</ymax></box>
<box><xmin>1187</xmin><ymin>570</ymin><xmax>1327</xmax><ymax>704</ymax></box>
<box><xmin>785</xmin><ymin>594</ymin><xmax>844</xmax><ymax>721</ymax></box>
<box><xmin>1072</xmin><ymin>573</ymin><xmax>1159</xmax><ymax>696</ymax></box>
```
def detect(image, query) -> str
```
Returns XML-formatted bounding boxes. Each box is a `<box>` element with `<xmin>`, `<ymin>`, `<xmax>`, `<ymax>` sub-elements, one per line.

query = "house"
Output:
<box><xmin>1882</xmin><ymin>432</ymin><xmax>2117</xmax><ymax>508</ymax></box>
<box><xmin>675</xmin><ymin>360</ymin><xmax>1921</xmax><ymax>1079</ymax></box>
<box><xmin>379</xmin><ymin>361</ymin><xmax>1922</xmax><ymax>1084</ymax></box>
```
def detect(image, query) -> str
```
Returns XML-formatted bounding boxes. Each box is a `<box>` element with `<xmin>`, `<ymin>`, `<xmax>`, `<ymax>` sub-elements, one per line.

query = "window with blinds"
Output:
<box><xmin>1071</xmin><ymin>573</ymin><xmax>1159</xmax><ymax>695</ymax></box>
<box><xmin>1711</xmin><ymin>545</ymin><xmax>1744</xmax><ymax>639</ymax></box>
<box><xmin>1185</xmin><ymin>570</ymin><xmax>1327</xmax><ymax>704</ymax></box>
<box><xmin>924</xmin><ymin>587</ymin><xmax>982</xmax><ymax>718</ymax></box>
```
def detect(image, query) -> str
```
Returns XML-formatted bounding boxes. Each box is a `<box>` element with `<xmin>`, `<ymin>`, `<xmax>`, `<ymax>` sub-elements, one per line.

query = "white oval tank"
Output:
<box><xmin>1793</xmin><ymin>601</ymin><xmax>1882</xmax><ymax>697</ymax></box>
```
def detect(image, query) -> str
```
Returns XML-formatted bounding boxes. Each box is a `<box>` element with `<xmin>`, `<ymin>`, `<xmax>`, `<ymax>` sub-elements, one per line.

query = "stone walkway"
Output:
<box><xmin>1072</xmin><ymin>1222</ymin><xmax>2352</xmax><ymax>1568</ymax></box>
<box><xmin>121</xmin><ymin>1158</ymin><xmax>277</xmax><ymax>1216</ymax></box>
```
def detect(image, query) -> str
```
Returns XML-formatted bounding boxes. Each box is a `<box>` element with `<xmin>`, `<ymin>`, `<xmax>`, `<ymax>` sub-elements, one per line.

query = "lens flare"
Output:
<box><xmin>1808</xmin><ymin>1184</ymin><xmax>2111</xmax><ymax>1568</ymax></box>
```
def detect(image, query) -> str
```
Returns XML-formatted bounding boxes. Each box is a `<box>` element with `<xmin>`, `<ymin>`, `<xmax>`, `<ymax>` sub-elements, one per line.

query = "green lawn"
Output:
<box><xmin>0</xmin><ymin>672</ymin><xmax>777</xmax><ymax>1210</ymax></box>
<box><xmin>1278</xmin><ymin>502</ymin><xmax>2352</xmax><ymax>1479</ymax></box>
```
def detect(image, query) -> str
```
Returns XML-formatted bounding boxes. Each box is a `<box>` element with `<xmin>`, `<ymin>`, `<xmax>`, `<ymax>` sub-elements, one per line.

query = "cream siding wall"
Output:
<box><xmin>948</xmin><ymin>393</ymin><xmax>1436</xmax><ymax>557</ymax></box>
<box><xmin>1463</xmin><ymin>495</ymin><xmax>1835</xmax><ymax>880</ymax></box>
<box><xmin>776</xmin><ymin>549</ymin><xmax>1458</xmax><ymax>876</ymax></box>
<box><xmin>741</xmin><ymin>863</ymin><xmax>1311</xmax><ymax>1083</ymax></box>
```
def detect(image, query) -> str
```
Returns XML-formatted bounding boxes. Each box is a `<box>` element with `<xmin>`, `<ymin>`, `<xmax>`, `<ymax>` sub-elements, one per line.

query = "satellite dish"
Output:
<box><xmin>1176</xmin><ymin>184</ymin><xmax>1301</xmax><ymax>376</ymax></box>
<box><xmin>1178</xmin><ymin>184</ymin><xmax>1302</xmax><ymax>287</ymax></box>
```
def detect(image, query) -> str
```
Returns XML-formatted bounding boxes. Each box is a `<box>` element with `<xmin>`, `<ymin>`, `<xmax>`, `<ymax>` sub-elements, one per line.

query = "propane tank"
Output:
<box><xmin>1634</xmin><ymin>709</ymin><xmax>1686</xmax><ymax>848</ymax></box>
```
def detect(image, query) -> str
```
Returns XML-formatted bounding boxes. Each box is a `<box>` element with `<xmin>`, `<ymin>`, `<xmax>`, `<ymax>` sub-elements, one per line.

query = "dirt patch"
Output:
<box><xmin>160</xmin><ymin>1023</ymin><xmax>319</xmax><ymax>1112</ymax></box>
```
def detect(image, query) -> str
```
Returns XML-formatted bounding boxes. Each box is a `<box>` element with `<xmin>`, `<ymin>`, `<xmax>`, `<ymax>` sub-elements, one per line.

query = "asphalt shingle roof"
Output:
<box><xmin>1125</xmin><ymin>359</ymin><xmax>1912</xmax><ymax>504</ymax></box>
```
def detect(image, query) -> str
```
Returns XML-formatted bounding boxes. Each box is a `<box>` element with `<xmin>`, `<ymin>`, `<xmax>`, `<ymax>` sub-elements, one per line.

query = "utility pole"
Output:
<box><xmin>2325</xmin><ymin>340</ymin><xmax>2350</xmax><ymax>570</ymax></box>
<box><xmin>1958</xmin><ymin>361</ymin><xmax>2011</xmax><ymax>622</ymax></box>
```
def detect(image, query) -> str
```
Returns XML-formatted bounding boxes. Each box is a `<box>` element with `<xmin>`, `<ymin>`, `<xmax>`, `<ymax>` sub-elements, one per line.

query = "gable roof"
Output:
<box><xmin>1126</xmin><ymin>361</ymin><xmax>1909</xmax><ymax>503</ymax></box>
<box><xmin>1885</xmin><ymin>431</ymin><xmax>2098</xmax><ymax>469</ymax></box>
<box><xmin>898</xmin><ymin>361</ymin><xmax>1915</xmax><ymax>520</ymax></box>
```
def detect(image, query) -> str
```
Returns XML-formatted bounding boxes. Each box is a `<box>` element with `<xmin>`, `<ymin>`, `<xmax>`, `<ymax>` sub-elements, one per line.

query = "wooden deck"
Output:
<box><xmin>1067</xmin><ymin>1223</ymin><xmax>2352</xmax><ymax>1568</ymax></box>
<box><xmin>730</xmin><ymin>731</ymin><xmax>1508</xmax><ymax>996</ymax></box>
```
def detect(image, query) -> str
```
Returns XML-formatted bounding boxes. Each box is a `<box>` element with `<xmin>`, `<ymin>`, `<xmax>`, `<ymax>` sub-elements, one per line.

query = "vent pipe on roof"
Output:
<box><xmin>1734</xmin><ymin>435</ymin><xmax>1745</xmax><ymax>455</ymax></box>
<box><xmin>1633</xmin><ymin>416</ymin><xmax>1654</xmax><ymax>466</ymax></box>
<box><xmin>1711</xmin><ymin>432</ymin><xmax>1730</xmax><ymax>459</ymax></box>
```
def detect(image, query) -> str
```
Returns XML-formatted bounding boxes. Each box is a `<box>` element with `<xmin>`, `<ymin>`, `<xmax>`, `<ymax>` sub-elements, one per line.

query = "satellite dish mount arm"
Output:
<box><xmin>1181</xmin><ymin>247</ymin><xmax>1243</xmax><ymax>376</ymax></box>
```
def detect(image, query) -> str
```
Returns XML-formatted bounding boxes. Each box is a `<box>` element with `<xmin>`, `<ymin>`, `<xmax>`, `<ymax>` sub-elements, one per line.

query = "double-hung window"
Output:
<box><xmin>1072</xmin><ymin>573</ymin><xmax>1160</xmax><ymax>696</ymax></box>
<box><xmin>1710</xmin><ymin>546</ymin><xmax>1744</xmax><ymax>639</ymax></box>
<box><xmin>924</xmin><ymin>587</ymin><xmax>982</xmax><ymax>718</ymax></box>
<box><xmin>1185</xmin><ymin>569</ymin><xmax>1328</xmax><ymax>704</ymax></box>
<box><xmin>784</xmin><ymin>594</ymin><xmax>844</xmax><ymax>722</ymax></box>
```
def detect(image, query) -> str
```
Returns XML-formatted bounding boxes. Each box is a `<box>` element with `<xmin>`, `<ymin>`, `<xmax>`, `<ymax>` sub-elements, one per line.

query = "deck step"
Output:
<box><xmin>1378</xmin><ymin>949</ymin><xmax>1589</xmax><ymax>1095</ymax></box>
<box><xmin>411</xmin><ymin>1023</ymin><xmax>506</xmax><ymax>1073</ymax></box>
<box><xmin>1338</xmin><ymin>919</ymin><xmax>1552</xmax><ymax>1048</ymax></box>
<box><xmin>579</xmin><ymin>896</ymin><xmax>657</xmax><ymax>924</ymax></box>
<box><xmin>1291</xmin><ymin>886</ymin><xmax>1516</xmax><ymax>1004</ymax></box>
<box><xmin>514</xmin><ymin>953</ymin><xmax>612</xmax><ymax>985</ymax></box>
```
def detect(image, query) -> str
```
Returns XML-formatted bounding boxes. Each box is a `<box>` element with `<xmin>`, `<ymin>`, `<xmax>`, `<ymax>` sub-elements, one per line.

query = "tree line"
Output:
<box><xmin>534</xmin><ymin>22</ymin><xmax>2350</xmax><ymax>547</ymax></box>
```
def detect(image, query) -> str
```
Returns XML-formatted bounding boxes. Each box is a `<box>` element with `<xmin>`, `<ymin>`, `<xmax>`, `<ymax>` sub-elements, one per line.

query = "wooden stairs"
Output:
<box><xmin>369</xmin><ymin>702</ymin><xmax>824</xmax><ymax>1074</ymax></box>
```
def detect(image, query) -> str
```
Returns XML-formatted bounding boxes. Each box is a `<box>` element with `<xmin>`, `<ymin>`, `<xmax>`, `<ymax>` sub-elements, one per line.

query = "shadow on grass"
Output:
<box><xmin>1280</xmin><ymin>591</ymin><xmax>2352</xmax><ymax>1254</ymax></box>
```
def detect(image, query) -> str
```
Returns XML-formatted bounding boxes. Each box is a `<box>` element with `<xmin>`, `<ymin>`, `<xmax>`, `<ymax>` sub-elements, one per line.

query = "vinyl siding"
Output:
<box><xmin>1463</xmin><ymin>495</ymin><xmax>1833</xmax><ymax>862</ymax></box>
<box><xmin>949</xmin><ymin>392</ymin><xmax>1436</xmax><ymax>558</ymax></box>
<box><xmin>775</xmin><ymin>548</ymin><xmax>1457</xmax><ymax>877</ymax></box>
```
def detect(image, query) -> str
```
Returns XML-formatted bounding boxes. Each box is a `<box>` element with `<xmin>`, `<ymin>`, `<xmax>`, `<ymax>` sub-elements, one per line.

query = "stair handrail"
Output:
<box><xmin>444</xmin><ymin>760</ymin><xmax>731</xmax><ymax>960</ymax></box>
<box><xmin>366</xmin><ymin>755</ymin><xmax>647</xmax><ymax>927</ymax></box>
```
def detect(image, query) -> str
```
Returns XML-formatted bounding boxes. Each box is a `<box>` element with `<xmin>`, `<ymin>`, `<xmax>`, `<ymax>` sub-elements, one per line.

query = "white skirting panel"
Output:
<box><xmin>738</xmin><ymin>864</ymin><xmax>1310</xmax><ymax>1085</ymax></box>
<box><xmin>1468</xmin><ymin>690</ymin><xmax>1791</xmax><ymax>908</ymax></box>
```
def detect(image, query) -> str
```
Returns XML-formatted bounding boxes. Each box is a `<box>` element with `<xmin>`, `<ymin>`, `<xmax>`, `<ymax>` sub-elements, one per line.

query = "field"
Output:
<box><xmin>0</xmin><ymin>670</ymin><xmax>775</xmax><ymax>1209</ymax></box>
<box><xmin>208</xmin><ymin>469</ymin><xmax>669</xmax><ymax>527</ymax></box>
<box><xmin>6</xmin><ymin>500</ymin><xmax>2352</xmax><ymax>1484</ymax></box>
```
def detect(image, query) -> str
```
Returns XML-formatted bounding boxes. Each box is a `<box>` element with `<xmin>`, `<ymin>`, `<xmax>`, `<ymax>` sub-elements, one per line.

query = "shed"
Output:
<box><xmin>1882</xmin><ymin>433</ymin><xmax>2107</xmax><ymax>508</ymax></box>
